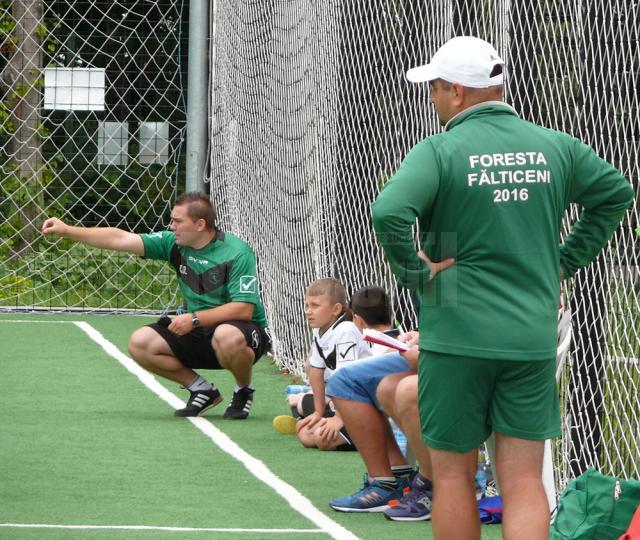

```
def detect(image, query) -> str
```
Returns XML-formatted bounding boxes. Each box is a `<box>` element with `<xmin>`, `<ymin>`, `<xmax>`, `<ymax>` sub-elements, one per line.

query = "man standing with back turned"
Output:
<box><xmin>372</xmin><ymin>36</ymin><xmax>633</xmax><ymax>539</ymax></box>
<box><xmin>42</xmin><ymin>192</ymin><xmax>270</xmax><ymax>420</ymax></box>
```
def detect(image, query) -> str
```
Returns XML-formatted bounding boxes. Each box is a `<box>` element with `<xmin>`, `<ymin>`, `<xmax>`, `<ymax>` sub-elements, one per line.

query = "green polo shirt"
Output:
<box><xmin>372</xmin><ymin>102</ymin><xmax>633</xmax><ymax>360</ymax></box>
<box><xmin>140</xmin><ymin>229</ymin><xmax>267</xmax><ymax>327</ymax></box>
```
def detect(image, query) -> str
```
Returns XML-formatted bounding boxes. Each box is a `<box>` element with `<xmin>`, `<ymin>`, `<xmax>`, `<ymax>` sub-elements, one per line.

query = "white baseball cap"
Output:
<box><xmin>406</xmin><ymin>36</ymin><xmax>504</xmax><ymax>88</ymax></box>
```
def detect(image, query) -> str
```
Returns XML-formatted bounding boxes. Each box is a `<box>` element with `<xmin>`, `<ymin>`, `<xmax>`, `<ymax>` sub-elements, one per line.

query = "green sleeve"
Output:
<box><xmin>227</xmin><ymin>248</ymin><xmax>261</xmax><ymax>304</ymax></box>
<box><xmin>139</xmin><ymin>231</ymin><xmax>175</xmax><ymax>261</ymax></box>
<box><xmin>371</xmin><ymin>139</ymin><xmax>440</xmax><ymax>290</ymax></box>
<box><xmin>559</xmin><ymin>137</ymin><xmax>634</xmax><ymax>277</ymax></box>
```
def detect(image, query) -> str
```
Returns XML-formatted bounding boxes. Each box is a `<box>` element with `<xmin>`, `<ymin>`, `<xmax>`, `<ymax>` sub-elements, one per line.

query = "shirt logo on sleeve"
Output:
<box><xmin>239</xmin><ymin>275</ymin><xmax>257</xmax><ymax>294</ymax></box>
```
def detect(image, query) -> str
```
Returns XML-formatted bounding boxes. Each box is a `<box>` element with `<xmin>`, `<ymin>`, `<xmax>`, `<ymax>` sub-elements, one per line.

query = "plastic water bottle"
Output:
<box><xmin>284</xmin><ymin>384</ymin><xmax>310</xmax><ymax>396</ymax></box>
<box><xmin>475</xmin><ymin>460</ymin><xmax>488</xmax><ymax>498</ymax></box>
<box><xmin>475</xmin><ymin>455</ymin><xmax>494</xmax><ymax>498</ymax></box>
<box><xmin>389</xmin><ymin>419</ymin><xmax>408</xmax><ymax>456</ymax></box>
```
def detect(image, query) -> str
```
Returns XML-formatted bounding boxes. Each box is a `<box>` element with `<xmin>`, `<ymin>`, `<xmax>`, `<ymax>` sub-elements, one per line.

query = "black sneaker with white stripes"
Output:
<box><xmin>175</xmin><ymin>387</ymin><xmax>223</xmax><ymax>417</ymax></box>
<box><xmin>223</xmin><ymin>387</ymin><xmax>254</xmax><ymax>419</ymax></box>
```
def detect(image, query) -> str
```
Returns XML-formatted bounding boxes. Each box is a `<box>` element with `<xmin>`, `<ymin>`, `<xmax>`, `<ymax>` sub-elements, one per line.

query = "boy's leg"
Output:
<box><xmin>392</xmin><ymin>374</ymin><xmax>432</xmax><ymax>477</ymax></box>
<box><xmin>326</xmin><ymin>355</ymin><xmax>415</xmax><ymax>512</ymax></box>
<box><xmin>287</xmin><ymin>393</ymin><xmax>302</xmax><ymax>414</ymax></box>
<box><xmin>312</xmin><ymin>425</ymin><xmax>353</xmax><ymax>451</ymax></box>
<box><xmin>494</xmin><ymin>434</ymin><xmax>548</xmax><ymax>540</ymax></box>
<box><xmin>377</xmin><ymin>372</ymin><xmax>431</xmax><ymax>471</ymax></box>
<box><xmin>376</xmin><ymin>371</ymin><xmax>411</xmax><ymax>418</ymax></box>
<box><xmin>298</xmin><ymin>392</ymin><xmax>332</xmax><ymax>417</ymax></box>
<box><xmin>327</xmin><ymin>354</ymin><xmax>414</xmax><ymax>472</ymax></box>
<box><xmin>332</xmin><ymin>398</ymin><xmax>396</xmax><ymax>474</ymax></box>
<box><xmin>378</xmin><ymin>373</ymin><xmax>434</xmax><ymax>522</ymax></box>
<box><xmin>297</xmin><ymin>424</ymin><xmax>318</xmax><ymax>448</ymax></box>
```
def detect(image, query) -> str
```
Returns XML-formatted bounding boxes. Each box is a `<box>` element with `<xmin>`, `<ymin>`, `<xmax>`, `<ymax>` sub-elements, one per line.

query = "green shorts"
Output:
<box><xmin>418</xmin><ymin>350</ymin><xmax>561</xmax><ymax>453</ymax></box>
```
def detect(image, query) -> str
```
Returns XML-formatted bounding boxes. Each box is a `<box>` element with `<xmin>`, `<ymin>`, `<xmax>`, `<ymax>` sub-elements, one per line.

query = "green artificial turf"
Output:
<box><xmin>0</xmin><ymin>313</ymin><xmax>503</xmax><ymax>539</ymax></box>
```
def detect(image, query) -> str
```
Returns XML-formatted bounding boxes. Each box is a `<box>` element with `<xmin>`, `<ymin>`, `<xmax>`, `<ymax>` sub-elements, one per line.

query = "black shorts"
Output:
<box><xmin>148</xmin><ymin>318</ymin><xmax>271</xmax><ymax>370</ymax></box>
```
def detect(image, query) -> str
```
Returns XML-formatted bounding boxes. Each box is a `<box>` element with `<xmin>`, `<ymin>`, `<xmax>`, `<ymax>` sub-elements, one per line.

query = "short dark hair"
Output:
<box><xmin>175</xmin><ymin>192</ymin><xmax>216</xmax><ymax>230</ymax></box>
<box><xmin>306</xmin><ymin>278</ymin><xmax>348</xmax><ymax>309</ymax></box>
<box><xmin>350</xmin><ymin>286</ymin><xmax>392</xmax><ymax>326</ymax></box>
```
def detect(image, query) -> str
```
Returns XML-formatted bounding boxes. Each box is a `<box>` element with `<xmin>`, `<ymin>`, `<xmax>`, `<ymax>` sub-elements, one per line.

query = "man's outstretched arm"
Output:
<box><xmin>42</xmin><ymin>217</ymin><xmax>144</xmax><ymax>256</ymax></box>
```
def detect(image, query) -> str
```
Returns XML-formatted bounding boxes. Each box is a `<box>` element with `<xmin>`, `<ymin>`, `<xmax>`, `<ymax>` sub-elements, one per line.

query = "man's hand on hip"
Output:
<box><xmin>418</xmin><ymin>249</ymin><xmax>455</xmax><ymax>279</ymax></box>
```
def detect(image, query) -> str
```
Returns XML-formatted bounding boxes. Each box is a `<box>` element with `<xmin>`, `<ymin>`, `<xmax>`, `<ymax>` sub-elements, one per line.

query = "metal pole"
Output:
<box><xmin>185</xmin><ymin>0</ymin><xmax>209</xmax><ymax>193</ymax></box>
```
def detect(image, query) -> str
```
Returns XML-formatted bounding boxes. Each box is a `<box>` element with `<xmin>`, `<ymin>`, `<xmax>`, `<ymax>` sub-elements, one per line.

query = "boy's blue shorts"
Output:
<box><xmin>326</xmin><ymin>353</ymin><xmax>413</xmax><ymax>410</ymax></box>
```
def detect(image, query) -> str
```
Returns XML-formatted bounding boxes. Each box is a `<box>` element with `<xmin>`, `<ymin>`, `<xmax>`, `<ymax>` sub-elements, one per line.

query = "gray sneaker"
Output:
<box><xmin>383</xmin><ymin>473</ymin><xmax>433</xmax><ymax>521</ymax></box>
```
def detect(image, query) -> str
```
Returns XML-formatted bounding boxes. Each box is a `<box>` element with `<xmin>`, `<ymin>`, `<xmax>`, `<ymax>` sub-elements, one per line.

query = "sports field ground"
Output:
<box><xmin>0</xmin><ymin>313</ymin><xmax>502</xmax><ymax>539</ymax></box>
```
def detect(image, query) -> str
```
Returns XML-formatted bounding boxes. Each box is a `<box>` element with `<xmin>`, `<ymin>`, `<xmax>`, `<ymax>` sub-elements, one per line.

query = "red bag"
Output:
<box><xmin>620</xmin><ymin>504</ymin><xmax>640</xmax><ymax>540</ymax></box>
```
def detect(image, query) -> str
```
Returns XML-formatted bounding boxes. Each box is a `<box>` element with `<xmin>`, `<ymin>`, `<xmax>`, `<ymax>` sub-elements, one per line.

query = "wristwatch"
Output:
<box><xmin>191</xmin><ymin>312</ymin><xmax>201</xmax><ymax>328</ymax></box>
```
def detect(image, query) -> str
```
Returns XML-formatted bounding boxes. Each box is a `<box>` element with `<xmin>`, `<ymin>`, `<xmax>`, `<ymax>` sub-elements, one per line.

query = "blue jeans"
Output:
<box><xmin>326</xmin><ymin>353</ymin><xmax>413</xmax><ymax>410</ymax></box>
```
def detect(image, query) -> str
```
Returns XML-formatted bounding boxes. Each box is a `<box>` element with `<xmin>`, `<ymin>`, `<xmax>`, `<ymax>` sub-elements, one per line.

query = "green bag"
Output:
<box><xmin>550</xmin><ymin>468</ymin><xmax>640</xmax><ymax>540</ymax></box>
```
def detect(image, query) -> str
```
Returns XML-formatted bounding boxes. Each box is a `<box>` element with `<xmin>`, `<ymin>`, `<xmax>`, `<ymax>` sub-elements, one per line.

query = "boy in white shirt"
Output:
<box><xmin>275</xmin><ymin>278</ymin><xmax>371</xmax><ymax>450</ymax></box>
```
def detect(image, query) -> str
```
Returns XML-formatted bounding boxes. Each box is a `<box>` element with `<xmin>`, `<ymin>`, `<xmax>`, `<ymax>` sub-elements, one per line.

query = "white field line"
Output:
<box><xmin>71</xmin><ymin>321</ymin><xmax>358</xmax><ymax>540</ymax></box>
<box><xmin>0</xmin><ymin>319</ymin><xmax>357</xmax><ymax>539</ymax></box>
<box><xmin>0</xmin><ymin>523</ymin><xmax>324</xmax><ymax>534</ymax></box>
<box><xmin>0</xmin><ymin>320</ymin><xmax>77</xmax><ymax>323</ymax></box>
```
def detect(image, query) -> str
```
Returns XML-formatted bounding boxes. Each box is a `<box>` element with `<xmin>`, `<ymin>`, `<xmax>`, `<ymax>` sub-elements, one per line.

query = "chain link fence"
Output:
<box><xmin>1</xmin><ymin>0</ymin><xmax>186</xmax><ymax>311</ymax></box>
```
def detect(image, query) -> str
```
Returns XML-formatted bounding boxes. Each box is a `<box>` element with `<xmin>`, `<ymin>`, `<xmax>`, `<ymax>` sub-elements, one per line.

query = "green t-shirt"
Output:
<box><xmin>140</xmin><ymin>229</ymin><xmax>267</xmax><ymax>327</ymax></box>
<box><xmin>372</xmin><ymin>102</ymin><xmax>633</xmax><ymax>360</ymax></box>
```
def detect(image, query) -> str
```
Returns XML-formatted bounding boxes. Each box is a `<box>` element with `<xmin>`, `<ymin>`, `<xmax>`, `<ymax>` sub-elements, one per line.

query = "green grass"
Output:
<box><xmin>0</xmin><ymin>313</ymin><xmax>503</xmax><ymax>539</ymax></box>
<box><xmin>1</xmin><ymin>248</ymin><xmax>176</xmax><ymax>310</ymax></box>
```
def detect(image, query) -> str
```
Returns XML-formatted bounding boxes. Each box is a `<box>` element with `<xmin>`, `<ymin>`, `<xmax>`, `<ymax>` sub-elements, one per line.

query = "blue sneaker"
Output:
<box><xmin>383</xmin><ymin>473</ymin><xmax>433</xmax><ymax>521</ymax></box>
<box><xmin>330</xmin><ymin>475</ymin><xmax>406</xmax><ymax>513</ymax></box>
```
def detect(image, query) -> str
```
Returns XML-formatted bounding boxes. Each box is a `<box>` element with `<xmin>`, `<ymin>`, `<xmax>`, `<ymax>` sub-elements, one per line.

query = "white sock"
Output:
<box><xmin>234</xmin><ymin>383</ymin><xmax>254</xmax><ymax>392</ymax></box>
<box><xmin>188</xmin><ymin>375</ymin><xmax>213</xmax><ymax>392</ymax></box>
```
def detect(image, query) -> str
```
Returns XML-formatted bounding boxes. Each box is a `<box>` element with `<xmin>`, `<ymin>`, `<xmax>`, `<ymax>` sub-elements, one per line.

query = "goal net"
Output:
<box><xmin>206</xmin><ymin>0</ymin><xmax>639</xmax><ymax>492</ymax></box>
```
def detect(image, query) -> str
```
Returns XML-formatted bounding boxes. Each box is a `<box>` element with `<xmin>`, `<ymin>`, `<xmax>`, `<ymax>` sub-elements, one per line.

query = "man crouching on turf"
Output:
<box><xmin>42</xmin><ymin>192</ymin><xmax>270</xmax><ymax>419</ymax></box>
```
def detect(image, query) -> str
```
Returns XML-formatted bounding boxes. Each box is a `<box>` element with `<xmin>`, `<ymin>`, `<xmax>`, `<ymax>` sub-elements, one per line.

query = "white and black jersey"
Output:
<box><xmin>309</xmin><ymin>314</ymin><xmax>371</xmax><ymax>379</ymax></box>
